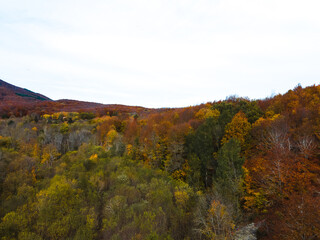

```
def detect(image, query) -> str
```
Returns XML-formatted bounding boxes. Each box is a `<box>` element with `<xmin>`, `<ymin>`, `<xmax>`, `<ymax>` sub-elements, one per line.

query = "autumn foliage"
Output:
<box><xmin>0</xmin><ymin>83</ymin><xmax>319</xmax><ymax>239</ymax></box>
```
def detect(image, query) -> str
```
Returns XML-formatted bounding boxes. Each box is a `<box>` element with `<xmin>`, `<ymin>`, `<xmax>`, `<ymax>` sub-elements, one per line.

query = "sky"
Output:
<box><xmin>0</xmin><ymin>0</ymin><xmax>320</xmax><ymax>108</ymax></box>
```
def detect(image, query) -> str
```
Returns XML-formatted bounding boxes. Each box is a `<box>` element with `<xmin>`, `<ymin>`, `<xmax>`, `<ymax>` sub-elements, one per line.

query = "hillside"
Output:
<box><xmin>0</xmin><ymin>80</ymin><xmax>154</xmax><ymax>118</ymax></box>
<box><xmin>0</xmin><ymin>82</ymin><xmax>319</xmax><ymax>239</ymax></box>
<box><xmin>0</xmin><ymin>79</ymin><xmax>51</xmax><ymax>102</ymax></box>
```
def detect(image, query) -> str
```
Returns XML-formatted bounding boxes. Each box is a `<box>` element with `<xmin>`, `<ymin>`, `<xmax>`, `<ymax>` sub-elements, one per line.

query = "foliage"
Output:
<box><xmin>0</xmin><ymin>84</ymin><xmax>320</xmax><ymax>239</ymax></box>
<box><xmin>221</xmin><ymin>112</ymin><xmax>251</xmax><ymax>148</ymax></box>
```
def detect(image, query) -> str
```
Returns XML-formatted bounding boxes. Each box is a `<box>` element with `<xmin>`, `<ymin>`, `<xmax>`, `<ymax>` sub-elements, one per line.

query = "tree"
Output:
<box><xmin>195</xmin><ymin>107</ymin><xmax>220</xmax><ymax>120</ymax></box>
<box><xmin>221</xmin><ymin>111</ymin><xmax>251</xmax><ymax>148</ymax></box>
<box><xmin>278</xmin><ymin>193</ymin><xmax>320</xmax><ymax>240</ymax></box>
<box><xmin>36</xmin><ymin>175</ymin><xmax>96</xmax><ymax>239</ymax></box>
<box><xmin>194</xmin><ymin>196</ymin><xmax>235</xmax><ymax>240</ymax></box>
<box><xmin>215</xmin><ymin>138</ymin><xmax>245</xmax><ymax>218</ymax></box>
<box><xmin>216</xmin><ymin>138</ymin><xmax>244</xmax><ymax>184</ymax></box>
<box><xmin>186</xmin><ymin>117</ymin><xmax>223</xmax><ymax>188</ymax></box>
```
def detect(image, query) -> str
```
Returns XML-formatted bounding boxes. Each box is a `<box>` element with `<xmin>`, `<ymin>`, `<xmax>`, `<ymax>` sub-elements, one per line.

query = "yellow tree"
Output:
<box><xmin>195</xmin><ymin>108</ymin><xmax>220</xmax><ymax>120</ymax></box>
<box><xmin>195</xmin><ymin>198</ymin><xmax>235</xmax><ymax>239</ymax></box>
<box><xmin>221</xmin><ymin>111</ymin><xmax>251</xmax><ymax>147</ymax></box>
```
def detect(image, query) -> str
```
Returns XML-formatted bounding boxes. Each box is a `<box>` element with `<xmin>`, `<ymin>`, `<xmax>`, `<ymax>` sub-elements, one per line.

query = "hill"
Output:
<box><xmin>0</xmin><ymin>79</ymin><xmax>51</xmax><ymax>102</ymax></box>
<box><xmin>0</xmin><ymin>81</ymin><xmax>319</xmax><ymax>239</ymax></box>
<box><xmin>0</xmin><ymin>79</ymin><xmax>154</xmax><ymax>118</ymax></box>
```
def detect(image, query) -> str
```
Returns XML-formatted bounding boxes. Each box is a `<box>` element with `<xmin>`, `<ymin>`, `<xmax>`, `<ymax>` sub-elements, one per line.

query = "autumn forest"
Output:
<box><xmin>0</xmin><ymin>82</ymin><xmax>319</xmax><ymax>239</ymax></box>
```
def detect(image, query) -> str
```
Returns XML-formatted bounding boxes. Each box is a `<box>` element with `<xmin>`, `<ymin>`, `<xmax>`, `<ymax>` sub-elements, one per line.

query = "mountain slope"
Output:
<box><xmin>0</xmin><ymin>79</ymin><xmax>153</xmax><ymax>118</ymax></box>
<box><xmin>0</xmin><ymin>79</ymin><xmax>51</xmax><ymax>102</ymax></box>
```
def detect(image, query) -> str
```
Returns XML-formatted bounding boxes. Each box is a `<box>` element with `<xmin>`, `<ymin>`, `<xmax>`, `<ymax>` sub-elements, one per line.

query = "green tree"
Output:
<box><xmin>186</xmin><ymin>117</ymin><xmax>223</xmax><ymax>188</ymax></box>
<box><xmin>36</xmin><ymin>175</ymin><xmax>96</xmax><ymax>239</ymax></box>
<box><xmin>215</xmin><ymin>138</ymin><xmax>245</xmax><ymax>217</ymax></box>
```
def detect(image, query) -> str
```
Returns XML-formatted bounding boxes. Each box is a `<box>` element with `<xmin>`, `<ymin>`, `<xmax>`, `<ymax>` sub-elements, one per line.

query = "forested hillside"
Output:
<box><xmin>0</xmin><ymin>84</ymin><xmax>319</xmax><ymax>239</ymax></box>
<box><xmin>0</xmin><ymin>79</ymin><xmax>152</xmax><ymax>119</ymax></box>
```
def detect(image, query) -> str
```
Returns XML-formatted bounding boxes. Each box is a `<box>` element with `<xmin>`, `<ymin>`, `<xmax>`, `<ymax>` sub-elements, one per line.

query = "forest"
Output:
<box><xmin>0</xmin><ymin>84</ymin><xmax>319</xmax><ymax>239</ymax></box>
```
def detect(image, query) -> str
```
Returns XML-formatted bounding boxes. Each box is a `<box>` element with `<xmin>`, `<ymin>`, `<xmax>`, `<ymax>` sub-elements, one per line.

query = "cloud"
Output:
<box><xmin>0</xmin><ymin>0</ymin><xmax>320</xmax><ymax>107</ymax></box>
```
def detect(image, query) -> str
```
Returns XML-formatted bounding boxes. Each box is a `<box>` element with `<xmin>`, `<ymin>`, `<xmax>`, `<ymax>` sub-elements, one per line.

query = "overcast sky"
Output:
<box><xmin>0</xmin><ymin>0</ymin><xmax>320</xmax><ymax>108</ymax></box>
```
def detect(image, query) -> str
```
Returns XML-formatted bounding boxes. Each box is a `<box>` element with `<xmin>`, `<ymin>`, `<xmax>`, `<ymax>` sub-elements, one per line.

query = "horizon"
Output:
<box><xmin>1</xmin><ymin>1</ymin><xmax>320</xmax><ymax>108</ymax></box>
